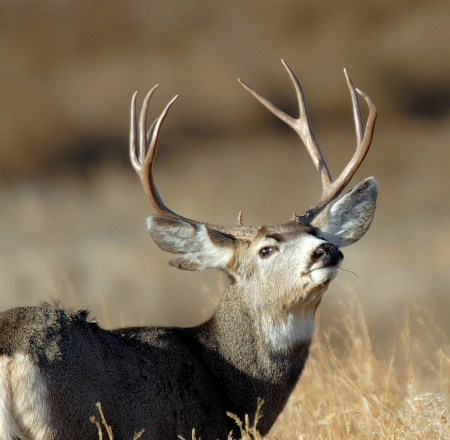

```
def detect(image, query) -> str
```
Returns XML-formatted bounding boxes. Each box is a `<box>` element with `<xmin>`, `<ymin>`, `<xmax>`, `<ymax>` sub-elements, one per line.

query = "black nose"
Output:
<box><xmin>313</xmin><ymin>243</ymin><xmax>343</xmax><ymax>266</ymax></box>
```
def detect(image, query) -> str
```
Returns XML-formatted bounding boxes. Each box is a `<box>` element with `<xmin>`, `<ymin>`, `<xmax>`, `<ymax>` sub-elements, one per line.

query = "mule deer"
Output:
<box><xmin>0</xmin><ymin>61</ymin><xmax>377</xmax><ymax>440</ymax></box>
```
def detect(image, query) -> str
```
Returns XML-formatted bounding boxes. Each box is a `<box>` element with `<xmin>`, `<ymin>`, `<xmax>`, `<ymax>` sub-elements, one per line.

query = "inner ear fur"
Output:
<box><xmin>311</xmin><ymin>177</ymin><xmax>378</xmax><ymax>247</ymax></box>
<box><xmin>147</xmin><ymin>216</ymin><xmax>236</xmax><ymax>271</ymax></box>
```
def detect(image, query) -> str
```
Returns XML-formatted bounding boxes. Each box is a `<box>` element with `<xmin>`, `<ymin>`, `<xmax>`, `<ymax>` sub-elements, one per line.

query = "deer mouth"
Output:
<box><xmin>308</xmin><ymin>266</ymin><xmax>338</xmax><ymax>287</ymax></box>
<box><xmin>296</xmin><ymin>267</ymin><xmax>337</xmax><ymax>306</ymax></box>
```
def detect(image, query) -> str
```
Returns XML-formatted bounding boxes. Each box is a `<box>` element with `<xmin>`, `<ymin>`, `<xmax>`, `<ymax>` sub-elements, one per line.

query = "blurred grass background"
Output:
<box><xmin>0</xmin><ymin>0</ymin><xmax>450</xmax><ymax>355</ymax></box>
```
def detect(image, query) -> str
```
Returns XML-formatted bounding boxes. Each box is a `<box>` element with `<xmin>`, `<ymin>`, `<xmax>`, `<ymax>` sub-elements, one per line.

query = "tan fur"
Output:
<box><xmin>0</xmin><ymin>356</ymin><xmax>27</xmax><ymax>440</ymax></box>
<box><xmin>0</xmin><ymin>354</ymin><xmax>52</xmax><ymax>440</ymax></box>
<box><xmin>9</xmin><ymin>354</ymin><xmax>52</xmax><ymax>440</ymax></box>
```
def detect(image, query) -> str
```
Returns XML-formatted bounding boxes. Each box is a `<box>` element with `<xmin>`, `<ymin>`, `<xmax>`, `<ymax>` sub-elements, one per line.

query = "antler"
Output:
<box><xmin>239</xmin><ymin>60</ymin><xmax>377</xmax><ymax>224</ymax></box>
<box><xmin>130</xmin><ymin>86</ymin><xmax>257</xmax><ymax>239</ymax></box>
<box><xmin>130</xmin><ymin>85</ymin><xmax>178</xmax><ymax>217</ymax></box>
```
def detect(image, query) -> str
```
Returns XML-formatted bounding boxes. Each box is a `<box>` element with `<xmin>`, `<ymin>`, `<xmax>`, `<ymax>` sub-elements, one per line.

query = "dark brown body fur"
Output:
<box><xmin>0</xmin><ymin>304</ymin><xmax>310</xmax><ymax>439</ymax></box>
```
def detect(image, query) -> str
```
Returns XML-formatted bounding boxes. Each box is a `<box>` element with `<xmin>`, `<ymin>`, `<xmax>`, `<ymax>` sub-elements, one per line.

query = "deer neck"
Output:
<box><xmin>190</xmin><ymin>284</ymin><xmax>314</xmax><ymax>434</ymax></box>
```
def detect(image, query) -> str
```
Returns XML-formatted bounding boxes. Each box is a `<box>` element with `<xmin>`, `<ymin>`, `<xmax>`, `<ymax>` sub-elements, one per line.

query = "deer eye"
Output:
<box><xmin>259</xmin><ymin>247</ymin><xmax>277</xmax><ymax>259</ymax></box>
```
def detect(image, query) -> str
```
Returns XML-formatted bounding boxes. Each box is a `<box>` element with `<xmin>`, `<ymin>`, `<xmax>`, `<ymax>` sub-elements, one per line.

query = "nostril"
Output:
<box><xmin>313</xmin><ymin>243</ymin><xmax>341</xmax><ymax>266</ymax></box>
<box><xmin>313</xmin><ymin>245</ymin><xmax>326</xmax><ymax>261</ymax></box>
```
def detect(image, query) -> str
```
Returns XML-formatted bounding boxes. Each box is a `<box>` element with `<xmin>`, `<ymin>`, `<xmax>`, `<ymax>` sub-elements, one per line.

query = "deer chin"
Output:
<box><xmin>308</xmin><ymin>266</ymin><xmax>338</xmax><ymax>289</ymax></box>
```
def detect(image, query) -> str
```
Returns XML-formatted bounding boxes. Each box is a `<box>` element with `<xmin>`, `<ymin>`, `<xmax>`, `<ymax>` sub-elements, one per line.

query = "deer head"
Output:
<box><xmin>130</xmin><ymin>60</ymin><xmax>377</xmax><ymax>352</ymax></box>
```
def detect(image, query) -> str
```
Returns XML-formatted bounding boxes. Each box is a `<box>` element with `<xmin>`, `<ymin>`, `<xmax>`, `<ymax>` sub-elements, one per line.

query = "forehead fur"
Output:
<box><xmin>255</xmin><ymin>223</ymin><xmax>314</xmax><ymax>242</ymax></box>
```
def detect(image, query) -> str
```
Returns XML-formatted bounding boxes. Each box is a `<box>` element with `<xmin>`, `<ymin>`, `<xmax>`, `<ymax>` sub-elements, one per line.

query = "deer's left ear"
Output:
<box><xmin>311</xmin><ymin>177</ymin><xmax>378</xmax><ymax>247</ymax></box>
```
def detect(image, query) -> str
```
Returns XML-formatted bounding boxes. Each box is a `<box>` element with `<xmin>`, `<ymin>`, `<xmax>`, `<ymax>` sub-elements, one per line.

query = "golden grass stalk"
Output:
<box><xmin>91</xmin><ymin>402</ymin><xmax>144</xmax><ymax>440</ymax></box>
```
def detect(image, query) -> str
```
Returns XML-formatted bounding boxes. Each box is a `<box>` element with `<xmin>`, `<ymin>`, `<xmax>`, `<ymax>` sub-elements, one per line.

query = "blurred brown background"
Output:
<box><xmin>1</xmin><ymin>1</ymin><xmax>449</xmax><ymax>348</ymax></box>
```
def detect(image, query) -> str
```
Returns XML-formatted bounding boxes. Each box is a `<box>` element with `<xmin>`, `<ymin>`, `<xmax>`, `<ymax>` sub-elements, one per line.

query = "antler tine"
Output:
<box><xmin>325</xmin><ymin>85</ymin><xmax>377</xmax><ymax>203</ymax></box>
<box><xmin>130</xmin><ymin>87</ymin><xmax>179</xmax><ymax>217</ymax></box>
<box><xmin>344</xmin><ymin>69</ymin><xmax>364</xmax><ymax>147</ymax></box>
<box><xmin>239</xmin><ymin>59</ymin><xmax>332</xmax><ymax>191</ymax></box>
<box><xmin>130</xmin><ymin>91</ymin><xmax>140</xmax><ymax>171</ymax></box>
<box><xmin>280</xmin><ymin>60</ymin><xmax>333</xmax><ymax>189</ymax></box>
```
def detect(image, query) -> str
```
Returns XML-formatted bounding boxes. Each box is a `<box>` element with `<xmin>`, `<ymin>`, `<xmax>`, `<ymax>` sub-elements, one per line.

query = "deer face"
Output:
<box><xmin>230</xmin><ymin>223</ymin><xmax>337</xmax><ymax>312</ymax></box>
<box><xmin>248</xmin><ymin>224</ymin><xmax>341</xmax><ymax>291</ymax></box>
<box><xmin>234</xmin><ymin>224</ymin><xmax>342</xmax><ymax>350</ymax></box>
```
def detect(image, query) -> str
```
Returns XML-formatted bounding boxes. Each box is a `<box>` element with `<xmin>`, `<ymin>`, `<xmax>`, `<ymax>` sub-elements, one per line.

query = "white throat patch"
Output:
<box><xmin>264</xmin><ymin>307</ymin><xmax>316</xmax><ymax>352</ymax></box>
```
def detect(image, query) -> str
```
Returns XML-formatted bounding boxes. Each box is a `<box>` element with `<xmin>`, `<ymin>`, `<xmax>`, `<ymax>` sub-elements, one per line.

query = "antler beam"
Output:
<box><xmin>239</xmin><ymin>60</ymin><xmax>377</xmax><ymax>224</ymax></box>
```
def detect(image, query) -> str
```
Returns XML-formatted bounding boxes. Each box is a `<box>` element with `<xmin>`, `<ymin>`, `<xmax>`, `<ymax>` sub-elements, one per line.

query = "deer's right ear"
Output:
<box><xmin>147</xmin><ymin>216</ymin><xmax>236</xmax><ymax>271</ymax></box>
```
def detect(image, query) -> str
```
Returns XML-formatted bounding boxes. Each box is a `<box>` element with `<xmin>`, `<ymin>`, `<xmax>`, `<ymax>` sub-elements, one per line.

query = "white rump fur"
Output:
<box><xmin>311</xmin><ymin>177</ymin><xmax>378</xmax><ymax>247</ymax></box>
<box><xmin>0</xmin><ymin>354</ymin><xmax>51</xmax><ymax>440</ymax></box>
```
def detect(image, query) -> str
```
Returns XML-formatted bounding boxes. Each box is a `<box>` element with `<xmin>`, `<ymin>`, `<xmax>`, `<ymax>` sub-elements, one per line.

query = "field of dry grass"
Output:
<box><xmin>267</xmin><ymin>300</ymin><xmax>450</xmax><ymax>439</ymax></box>
<box><xmin>1</xmin><ymin>2</ymin><xmax>450</xmax><ymax>439</ymax></box>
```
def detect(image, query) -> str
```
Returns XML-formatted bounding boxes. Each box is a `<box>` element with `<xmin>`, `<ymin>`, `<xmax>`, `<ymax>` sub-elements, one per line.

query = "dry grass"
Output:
<box><xmin>268</xmin><ymin>300</ymin><xmax>450</xmax><ymax>439</ymax></box>
<box><xmin>178</xmin><ymin>399</ymin><xmax>264</xmax><ymax>440</ymax></box>
<box><xmin>91</xmin><ymin>402</ymin><xmax>144</xmax><ymax>440</ymax></box>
